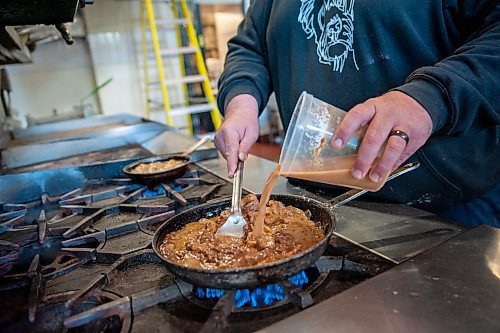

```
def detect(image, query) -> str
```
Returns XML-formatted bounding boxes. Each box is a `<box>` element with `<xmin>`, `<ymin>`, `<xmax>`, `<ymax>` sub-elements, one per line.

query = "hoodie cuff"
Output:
<box><xmin>393</xmin><ymin>77</ymin><xmax>450</xmax><ymax>134</ymax></box>
<box><xmin>217</xmin><ymin>82</ymin><xmax>263</xmax><ymax>116</ymax></box>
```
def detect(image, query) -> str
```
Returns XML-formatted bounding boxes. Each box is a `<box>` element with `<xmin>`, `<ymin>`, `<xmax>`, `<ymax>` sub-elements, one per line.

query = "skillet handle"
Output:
<box><xmin>328</xmin><ymin>161</ymin><xmax>420</xmax><ymax>209</ymax></box>
<box><xmin>182</xmin><ymin>136</ymin><xmax>211</xmax><ymax>156</ymax></box>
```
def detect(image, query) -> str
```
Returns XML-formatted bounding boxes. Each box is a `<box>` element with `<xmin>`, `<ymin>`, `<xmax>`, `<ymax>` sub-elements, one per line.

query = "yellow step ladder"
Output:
<box><xmin>141</xmin><ymin>0</ymin><xmax>222</xmax><ymax>134</ymax></box>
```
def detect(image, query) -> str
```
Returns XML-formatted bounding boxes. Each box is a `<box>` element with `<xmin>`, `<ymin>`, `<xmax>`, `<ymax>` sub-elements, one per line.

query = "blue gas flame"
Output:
<box><xmin>196</xmin><ymin>271</ymin><xmax>308</xmax><ymax>308</ymax></box>
<box><xmin>172</xmin><ymin>184</ymin><xmax>185</xmax><ymax>192</ymax></box>
<box><xmin>143</xmin><ymin>186</ymin><xmax>166</xmax><ymax>198</ymax></box>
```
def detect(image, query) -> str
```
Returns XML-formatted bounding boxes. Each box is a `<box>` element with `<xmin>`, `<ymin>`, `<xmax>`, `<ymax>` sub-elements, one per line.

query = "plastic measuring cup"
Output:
<box><xmin>279</xmin><ymin>91</ymin><xmax>389</xmax><ymax>191</ymax></box>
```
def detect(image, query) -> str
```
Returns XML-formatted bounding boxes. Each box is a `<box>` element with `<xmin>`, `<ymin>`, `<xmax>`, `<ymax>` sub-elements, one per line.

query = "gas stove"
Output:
<box><xmin>0</xmin><ymin>160</ymin><xmax>394</xmax><ymax>333</ymax></box>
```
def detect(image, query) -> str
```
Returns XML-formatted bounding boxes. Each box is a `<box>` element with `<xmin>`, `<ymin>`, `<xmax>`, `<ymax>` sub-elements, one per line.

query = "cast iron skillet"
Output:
<box><xmin>151</xmin><ymin>162</ymin><xmax>419</xmax><ymax>289</ymax></box>
<box><xmin>123</xmin><ymin>154</ymin><xmax>191</xmax><ymax>185</ymax></box>
<box><xmin>123</xmin><ymin>137</ymin><xmax>209</xmax><ymax>185</ymax></box>
<box><xmin>152</xmin><ymin>193</ymin><xmax>335</xmax><ymax>289</ymax></box>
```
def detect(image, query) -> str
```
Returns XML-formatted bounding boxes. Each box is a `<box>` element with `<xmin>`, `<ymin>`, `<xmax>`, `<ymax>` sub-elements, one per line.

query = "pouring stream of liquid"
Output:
<box><xmin>253</xmin><ymin>164</ymin><xmax>282</xmax><ymax>238</ymax></box>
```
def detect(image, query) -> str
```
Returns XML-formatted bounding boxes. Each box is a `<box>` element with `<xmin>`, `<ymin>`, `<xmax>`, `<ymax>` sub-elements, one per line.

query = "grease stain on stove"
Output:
<box><xmin>45</xmin><ymin>263</ymin><xmax>110</xmax><ymax>295</ymax></box>
<box><xmin>106</xmin><ymin>262</ymin><xmax>174</xmax><ymax>295</ymax></box>
<box><xmin>93</xmin><ymin>212</ymin><xmax>143</xmax><ymax>231</ymax></box>
<box><xmin>47</xmin><ymin>213</ymin><xmax>87</xmax><ymax>231</ymax></box>
<box><xmin>98</xmin><ymin>231</ymin><xmax>152</xmax><ymax>256</ymax></box>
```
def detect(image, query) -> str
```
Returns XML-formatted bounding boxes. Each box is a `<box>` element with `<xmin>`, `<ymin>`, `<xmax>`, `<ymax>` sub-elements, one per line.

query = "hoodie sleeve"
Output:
<box><xmin>395</xmin><ymin>1</ymin><xmax>500</xmax><ymax>135</ymax></box>
<box><xmin>216</xmin><ymin>0</ymin><xmax>273</xmax><ymax>115</ymax></box>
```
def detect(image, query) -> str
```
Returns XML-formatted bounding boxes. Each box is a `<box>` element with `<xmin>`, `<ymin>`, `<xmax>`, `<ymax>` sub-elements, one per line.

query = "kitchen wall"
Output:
<box><xmin>84</xmin><ymin>0</ymin><xmax>145</xmax><ymax>119</ymax></box>
<box><xmin>7</xmin><ymin>37</ymin><xmax>99</xmax><ymax>126</ymax></box>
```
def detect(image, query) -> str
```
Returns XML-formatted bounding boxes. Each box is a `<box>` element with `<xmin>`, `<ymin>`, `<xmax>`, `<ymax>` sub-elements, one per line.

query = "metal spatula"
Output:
<box><xmin>216</xmin><ymin>161</ymin><xmax>246</xmax><ymax>237</ymax></box>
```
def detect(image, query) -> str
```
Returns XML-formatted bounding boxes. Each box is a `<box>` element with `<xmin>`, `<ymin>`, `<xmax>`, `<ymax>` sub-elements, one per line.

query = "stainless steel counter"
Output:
<box><xmin>1</xmin><ymin>115</ymin><xmax>164</xmax><ymax>170</ymax></box>
<box><xmin>142</xmin><ymin>130</ymin><xmax>216</xmax><ymax>156</ymax></box>
<box><xmin>10</xmin><ymin>114</ymin><xmax>141</xmax><ymax>139</ymax></box>
<box><xmin>260</xmin><ymin>225</ymin><xmax>500</xmax><ymax>333</ymax></box>
<box><xmin>2</xmin><ymin>122</ymin><xmax>167</xmax><ymax>169</ymax></box>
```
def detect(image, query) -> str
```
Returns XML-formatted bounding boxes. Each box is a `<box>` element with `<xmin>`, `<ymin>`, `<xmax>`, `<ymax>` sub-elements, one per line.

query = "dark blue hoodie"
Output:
<box><xmin>218</xmin><ymin>0</ymin><xmax>500</xmax><ymax>213</ymax></box>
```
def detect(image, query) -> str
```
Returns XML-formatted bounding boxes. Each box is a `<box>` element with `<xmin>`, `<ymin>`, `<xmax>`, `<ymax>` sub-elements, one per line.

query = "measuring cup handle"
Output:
<box><xmin>328</xmin><ymin>161</ymin><xmax>421</xmax><ymax>209</ymax></box>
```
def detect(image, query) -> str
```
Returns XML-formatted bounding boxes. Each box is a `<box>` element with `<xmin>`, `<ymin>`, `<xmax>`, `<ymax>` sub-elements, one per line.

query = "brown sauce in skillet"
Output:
<box><xmin>159</xmin><ymin>194</ymin><xmax>325</xmax><ymax>269</ymax></box>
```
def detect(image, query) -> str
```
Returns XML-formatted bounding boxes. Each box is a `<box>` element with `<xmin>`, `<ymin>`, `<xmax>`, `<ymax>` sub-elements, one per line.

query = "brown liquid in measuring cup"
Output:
<box><xmin>281</xmin><ymin>156</ymin><xmax>388</xmax><ymax>191</ymax></box>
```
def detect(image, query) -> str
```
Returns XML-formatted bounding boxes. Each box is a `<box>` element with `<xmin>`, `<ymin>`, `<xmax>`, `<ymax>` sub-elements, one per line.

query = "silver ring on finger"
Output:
<box><xmin>389</xmin><ymin>130</ymin><xmax>410</xmax><ymax>145</ymax></box>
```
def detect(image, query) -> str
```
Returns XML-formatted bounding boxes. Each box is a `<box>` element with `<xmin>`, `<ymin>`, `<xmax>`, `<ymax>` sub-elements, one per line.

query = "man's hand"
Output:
<box><xmin>332</xmin><ymin>91</ymin><xmax>433</xmax><ymax>182</ymax></box>
<box><xmin>214</xmin><ymin>94</ymin><xmax>260</xmax><ymax>178</ymax></box>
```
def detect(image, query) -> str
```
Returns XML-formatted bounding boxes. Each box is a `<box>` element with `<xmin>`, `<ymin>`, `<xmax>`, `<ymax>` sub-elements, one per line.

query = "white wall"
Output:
<box><xmin>7</xmin><ymin>38</ymin><xmax>99</xmax><ymax>124</ymax></box>
<box><xmin>84</xmin><ymin>0</ymin><xmax>144</xmax><ymax>118</ymax></box>
<box><xmin>214</xmin><ymin>11</ymin><xmax>243</xmax><ymax>66</ymax></box>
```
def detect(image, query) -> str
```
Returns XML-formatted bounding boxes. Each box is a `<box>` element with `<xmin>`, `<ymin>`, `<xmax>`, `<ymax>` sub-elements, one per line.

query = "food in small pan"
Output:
<box><xmin>159</xmin><ymin>194</ymin><xmax>325</xmax><ymax>269</ymax></box>
<box><xmin>131</xmin><ymin>158</ymin><xmax>185</xmax><ymax>174</ymax></box>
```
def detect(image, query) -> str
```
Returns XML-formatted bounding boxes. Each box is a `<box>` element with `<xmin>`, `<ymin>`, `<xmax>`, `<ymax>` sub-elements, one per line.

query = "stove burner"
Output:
<box><xmin>162</xmin><ymin>184</ymin><xmax>188</xmax><ymax>206</ymax></box>
<box><xmin>196</xmin><ymin>271</ymin><xmax>309</xmax><ymax>308</ymax></box>
<box><xmin>186</xmin><ymin>266</ymin><xmax>334</xmax><ymax>316</ymax></box>
<box><xmin>61</xmin><ymin>207</ymin><xmax>175</xmax><ymax>260</ymax></box>
<box><xmin>142</xmin><ymin>186</ymin><xmax>167</xmax><ymax>198</ymax></box>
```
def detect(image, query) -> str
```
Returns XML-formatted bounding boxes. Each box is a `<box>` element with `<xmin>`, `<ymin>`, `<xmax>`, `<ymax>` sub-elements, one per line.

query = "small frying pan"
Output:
<box><xmin>152</xmin><ymin>162</ymin><xmax>420</xmax><ymax>289</ymax></box>
<box><xmin>123</xmin><ymin>136</ymin><xmax>210</xmax><ymax>185</ymax></box>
